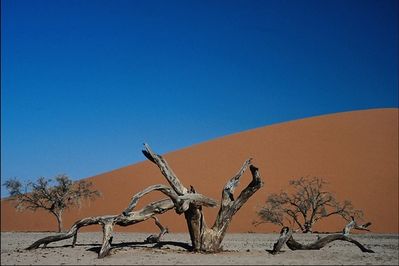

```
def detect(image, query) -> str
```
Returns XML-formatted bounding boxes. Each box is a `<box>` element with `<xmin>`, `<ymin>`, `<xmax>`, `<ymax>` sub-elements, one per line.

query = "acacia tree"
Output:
<box><xmin>4</xmin><ymin>175</ymin><xmax>101</xmax><ymax>232</ymax></box>
<box><xmin>256</xmin><ymin>176</ymin><xmax>363</xmax><ymax>233</ymax></box>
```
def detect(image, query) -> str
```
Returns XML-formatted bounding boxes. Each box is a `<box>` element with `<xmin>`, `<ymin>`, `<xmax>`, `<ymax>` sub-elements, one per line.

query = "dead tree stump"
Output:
<box><xmin>141</xmin><ymin>143</ymin><xmax>264</xmax><ymax>252</ymax></box>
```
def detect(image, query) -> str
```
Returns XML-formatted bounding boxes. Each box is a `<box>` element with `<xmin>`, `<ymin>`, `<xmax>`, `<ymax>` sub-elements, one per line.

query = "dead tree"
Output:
<box><xmin>270</xmin><ymin>219</ymin><xmax>374</xmax><ymax>254</ymax></box>
<box><xmin>26</xmin><ymin>143</ymin><xmax>263</xmax><ymax>257</ymax></box>
<box><xmin>141</xmin><ymin>144</ymin><xmax>263</xmax><ymax>252</ymax></box>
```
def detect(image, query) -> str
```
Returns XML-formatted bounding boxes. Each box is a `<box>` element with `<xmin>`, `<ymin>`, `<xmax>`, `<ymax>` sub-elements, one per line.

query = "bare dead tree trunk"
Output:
<box><xmin>270</xmin><ymin>219</ymin><xmax>374</xmax><ymax>254</ymax></box>
<box><xmin>143</xmin><ymin>144</ymin><xmax>263</xmax><ymax>253</ymax></box>
<box><xmin>270</xmin><ymin>227</ymin><xmax>293</xmax><ymax>254</ymax></box>
<box><xmin>27</xmin><ymin>144</ymin><xmax>262</xmax><ymax>257</ymax></box>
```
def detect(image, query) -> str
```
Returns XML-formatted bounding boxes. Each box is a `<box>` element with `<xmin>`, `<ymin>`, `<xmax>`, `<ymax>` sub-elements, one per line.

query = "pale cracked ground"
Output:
<box><xmin>1</xmin><ymin>232</ymin><xmax>398</xmax><ymax>265</ymax></box>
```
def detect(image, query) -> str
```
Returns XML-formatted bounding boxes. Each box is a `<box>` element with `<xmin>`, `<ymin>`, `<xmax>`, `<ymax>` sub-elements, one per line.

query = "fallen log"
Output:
<box><xmin>270</xmin><ymin>218</ymin><xmax>374</xmax><ymax>254</ymax></box>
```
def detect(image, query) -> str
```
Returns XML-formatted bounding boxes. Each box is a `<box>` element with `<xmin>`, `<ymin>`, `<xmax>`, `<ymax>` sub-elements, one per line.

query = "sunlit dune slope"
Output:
<box><xmin>1</xmin><ymin>108</ymin><xmax>398</xmax><ymax>233</ymax></box>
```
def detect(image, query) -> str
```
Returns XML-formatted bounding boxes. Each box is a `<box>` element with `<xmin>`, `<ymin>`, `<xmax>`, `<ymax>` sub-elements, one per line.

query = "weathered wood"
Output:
<box><xmin>142</xmin><ymin>143</ymin><xmax>188</xmax><ymax>195</ymax></box>
<box><xmin>98</xmin><ymin>221</ymin><xmax>114</xmax><ymax>258</ymax></box>
<box><xmin>343</xmin><ymin>216</ymin><xmax>372</xmax><ymax>235</ymax></box>
<box><xmin>27</xmin><ymin>144</ymin><xmax>264</xmax><ymax>258</ymax></box>
<box><xmin>71</xmin><ymin>231</ymin><xmax>78</xmax><ymax>248</ymax></box>
<box><xmin>184</xmin><ymin>204</ymin><xmax>207</xmax><ymax>251</ymax></box>
<box><xmin>142</xmin><ymin>144</ymin><xmax>264</xmax><ymax>253</ymax></box>
<box><xmin>270</xmin><ymin>227</ymin><xmax>293</xmax><ymax>254</ymax></box>
<box><xmin>122</xmin><ymin>183</ymin><xmax>217</xmax><ymax>216</ymax></box>
<box><xmin>122</xmin><ymin>184</ymin><xmax>180</xmax><ymax>216</ymax></box>
<box><xmin>285</xmin><ymin>233</ymin><xmax>374</xmax><ymax>253</ymax></box>
<box><xmin>26</xmin><ymin>194</ymin><xmax>175</xmax><ymax>250</ymax></box>
<box><xmin>144</xmin><ymin>217</ymin><xmax>169</xmax><ymax>243</ymax></box>
<box><xmin>271</xmin><ymin>222</ymin><xmax>374</xmax><ymax>254</ymax></box>
<box><xmin>25</xmin><ymin>181</ymin><xmax>214</xmax><ymax>253</ymax></box>
<box><xmin>206</xmin><ymin>163</ymin><xmax>263</xmax><ymax>251</ymax></box>
<box><xmin>222</xmin><ymin>159</ymin><xmax>253</xmax><ymax>203</ymax></box>
<box><xmin>183</xmin><ymin>160</ymin><xmax>263</xmax><ymax>252</ymax></box>
<box><xmin>343</xmin><ymin>216</ymin><xmax>356</xmax><ymax>236</ymax></box>
<box><xmin>27</xmin><ymin>215</ymin><xmax>114</xmax><ymax>250</ymax></box>
<box><xmin>355</xmin><ymin>222</ymin><xmax>372</xmax><ymax>231</ymax></box>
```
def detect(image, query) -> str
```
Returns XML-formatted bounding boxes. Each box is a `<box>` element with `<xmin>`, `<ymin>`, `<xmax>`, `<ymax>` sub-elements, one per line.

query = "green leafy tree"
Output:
<box><xmin>4</xmin><ymin>175</ymin><xmax>101</xmax><ymax>232</ymax></box>
<box><xmin>256</xmin><ymin>176</ymin><xmax>363</xmax><ymax>233</ymax></box>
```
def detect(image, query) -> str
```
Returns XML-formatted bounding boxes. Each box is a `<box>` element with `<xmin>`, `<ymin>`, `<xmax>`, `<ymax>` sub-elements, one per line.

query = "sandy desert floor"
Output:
<box><xmin>1</xmin><ymin>232</ymin><xmax>398</xmax><ymax>265</ymax></box>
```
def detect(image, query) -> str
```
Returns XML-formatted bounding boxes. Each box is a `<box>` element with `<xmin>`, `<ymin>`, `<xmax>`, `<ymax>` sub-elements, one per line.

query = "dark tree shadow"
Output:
<box><xmin>38</xmin><ymin>243</ymin><xmax>101</xmax><ymax>249</ymax></box>
<box><xmin>85</xmin><ymin>240</ymin><xmax>193</xmax><ymax>255</ymax></box>
<box><xmin>266</xmin><ymin>249</ymin><xmax>286</xmax><ymax>254</ymax></box>
<box><xmin>152</xmin><ymin>241</ymin><xmax>193</xmax><ymax>251</ymax></box>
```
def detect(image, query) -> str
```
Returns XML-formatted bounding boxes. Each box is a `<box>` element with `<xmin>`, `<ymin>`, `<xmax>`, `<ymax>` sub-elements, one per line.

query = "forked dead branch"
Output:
<box><xmin>26</xmin><ymin>143</ymin><xmax>264</xmax><ymax>257</ymax></box>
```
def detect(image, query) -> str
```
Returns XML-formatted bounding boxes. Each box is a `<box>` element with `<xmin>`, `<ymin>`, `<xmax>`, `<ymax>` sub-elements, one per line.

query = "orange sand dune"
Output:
<box><xmin>1</xmin><ymin>108</ymin><xmax>398</xmax><ymax>233</ymax></box>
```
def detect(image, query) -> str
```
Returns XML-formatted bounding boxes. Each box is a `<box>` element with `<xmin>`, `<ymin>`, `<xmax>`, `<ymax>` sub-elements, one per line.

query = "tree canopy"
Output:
<box><xmin>256</xmin><ymin>176</ymin><xmax>363</xmax><ymax>233</ymax></box>
<box><xmin>4</xmin><ymin>174</ymin><xmax>100</xmax><ymax>232</ymax></box>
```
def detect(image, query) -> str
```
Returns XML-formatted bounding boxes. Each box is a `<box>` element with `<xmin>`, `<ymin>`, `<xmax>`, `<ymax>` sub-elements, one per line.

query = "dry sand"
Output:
<box><xmin>1</xmin><ymin>232</ymin><xmax>398</xmax><ymax>265</ymax></box>
<box><xmin>2</xmin><ymin>108</ymin><xmax>398</xmax><ymax>234</ymax></box>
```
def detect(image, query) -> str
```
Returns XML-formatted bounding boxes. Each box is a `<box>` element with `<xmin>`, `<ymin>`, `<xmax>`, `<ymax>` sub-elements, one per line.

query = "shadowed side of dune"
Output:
<box><xmin>1</xmin><ymin>108</ymin><xmax>398</xmax><ymax>233</ymax></box>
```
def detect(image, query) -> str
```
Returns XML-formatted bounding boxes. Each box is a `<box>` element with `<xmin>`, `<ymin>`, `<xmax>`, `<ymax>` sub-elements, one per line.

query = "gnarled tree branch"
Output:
<box><xmin>26</xmin><ymin>186</ymin><xmax>177</xmax><ymax>256</ymax></box>
<box><xmin>27</xmin><ymin>143</ymin><xmax>264</xmax><ymax>257</ymax></box>
<box><xmin>144</xmin><ymin>216</ymin><xmax>169</xmax><ymax>243</ymax></box>
<box><xmin>142</xmin><ymin>143</ymin><xmax>188</xmax><ymax>195</ymax></box>
<box><xmin>139</xmin><ymin>143</ymin><xmax>264</xmax><ymax>253</ymax></box>
<box><xmin>271</xmin><ymin>218</ymin><xmax>374</xmax><ymax>254</ymax></box>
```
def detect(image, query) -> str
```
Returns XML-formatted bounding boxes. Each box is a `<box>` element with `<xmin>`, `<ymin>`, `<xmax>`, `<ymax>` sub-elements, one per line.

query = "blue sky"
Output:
<box><xmin>1</xmin><ymin>0</ymin><xmax>398</xmax><ymax>197</ymax></box>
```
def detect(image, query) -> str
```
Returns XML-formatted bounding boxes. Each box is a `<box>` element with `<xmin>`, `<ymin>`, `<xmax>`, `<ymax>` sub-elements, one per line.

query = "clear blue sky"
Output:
<box><xmin>1</xmin><ymin>0</ymin><xmax>398</xmax><ymax>197</ymax></box>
